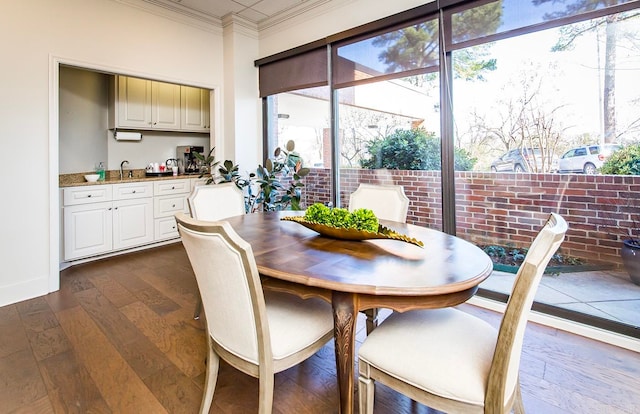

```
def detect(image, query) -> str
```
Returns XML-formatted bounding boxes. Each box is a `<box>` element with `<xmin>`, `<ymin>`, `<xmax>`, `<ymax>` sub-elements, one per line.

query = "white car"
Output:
<box><xmin>557</xmin><ymin>144</ymin><xmax>622</xmax><ymax>174</ymax></box>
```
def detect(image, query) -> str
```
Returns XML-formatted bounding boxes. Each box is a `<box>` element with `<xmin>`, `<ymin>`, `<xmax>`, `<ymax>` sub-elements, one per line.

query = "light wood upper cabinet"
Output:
<box><xmin>152</xmin><ymin>81</ymin><xmax>181</xmax><ymax>130</ymax></box>
<box><xmin>114</xmin><ymin>76</ymin><xmax>152</xmax><ymax>129</ymax></box>
<box><xmin>110</xmin><ymin>75</ymin><xmax>210</xmax><ymax>133</ymax></box>
<box><xmin>181</xmin><ymin>85</ymin><xmax>210</xmax><ymax>132</ymax></box>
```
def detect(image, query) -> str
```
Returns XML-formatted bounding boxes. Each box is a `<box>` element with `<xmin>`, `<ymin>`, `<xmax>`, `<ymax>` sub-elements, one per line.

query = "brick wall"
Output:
<box><xmin>302</xmin><ymin>168</ymin><xmax>640</xmax><ymax>267</ymax></box>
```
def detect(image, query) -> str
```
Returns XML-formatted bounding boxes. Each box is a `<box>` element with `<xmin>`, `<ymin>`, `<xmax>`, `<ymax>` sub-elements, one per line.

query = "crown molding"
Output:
<box><xmin>222</xmin><ymin>14</ymin><xmax>259</xmax><ymax>39</ymax></box>
<box><xmin>113</xmin><ymin>0</ymin><xmax>223</xmax><ymax>34</ymax></box>
<box><xmin>257</xmin><ymin>0</ymin><xmax>338</xmax><ymax>31</ymax></box>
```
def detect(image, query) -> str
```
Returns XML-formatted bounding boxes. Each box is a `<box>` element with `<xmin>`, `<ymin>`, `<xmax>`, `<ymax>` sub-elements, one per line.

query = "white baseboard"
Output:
<box><xmin>0</xmin><ymin>276</ymin><xmax>50</xmax><ymax>308</ymax></box>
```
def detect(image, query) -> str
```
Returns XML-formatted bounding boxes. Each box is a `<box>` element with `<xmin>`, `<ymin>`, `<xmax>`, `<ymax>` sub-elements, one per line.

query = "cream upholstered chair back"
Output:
<box><xmin>357</xmin><ymin>213</ymin><xmax>567</xmax><ymax>414</ymax></box>
<box><xmin>187</xmin><ymin>182</ymin><xmax>245</xmax><ymax>221</ymax></box>
<box><xmin>177</xmin><ymin>212</ymin><xmax>266</xmax><ymax>364</ymax></box>
<box><xmin>349</xmin><ymin>183</ymin><xmax>409</xmax><ymax>223</ymax></box>
<box><xmin>176</xmin><ymin>212</ymin><xmax>334</xmax><ymax>414</ymax></box>
<box><xmin>486</xmin><ymin>212</ymin><xmax>567</xmax><ymax>411</ymax></box>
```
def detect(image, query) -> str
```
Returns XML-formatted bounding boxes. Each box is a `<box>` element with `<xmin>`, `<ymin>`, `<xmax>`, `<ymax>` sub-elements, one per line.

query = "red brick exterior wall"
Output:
<box><xmin>302</xmin><ymin>168</ymin><xmax>640</xmax><ymax>267</ymax></box>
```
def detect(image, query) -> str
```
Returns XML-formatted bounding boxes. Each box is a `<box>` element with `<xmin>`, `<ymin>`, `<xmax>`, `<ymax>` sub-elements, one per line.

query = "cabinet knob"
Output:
<box><xmin>171</xmin><ymin>186</ymin><xmax>175</xmax><ymax>189</ymax></box>
<box><xmin>132</xmin><ymin>190</ymin><xmax>136</xmax><ymax>193</ymax></box>
<box><xmin>172</xmin><ymin>204</ymin><xmax>176</xmax><ymax>208</ymax></box>
<box><xmin>87</xmin><ymin>194</ymin><xmax>92</xmax><ymax>198</ymax></box>
<box><xmin>108</xmin><ymin>207</ymin><xmax>112</xmax><ymax>210</ymax></box>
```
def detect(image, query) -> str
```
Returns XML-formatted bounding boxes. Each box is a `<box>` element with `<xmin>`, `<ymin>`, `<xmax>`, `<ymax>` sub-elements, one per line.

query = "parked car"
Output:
<box><xmin>490</xmin><ymin>148</ymin><xmax>556</xmax><ymax>173</ymax></box>
<box><xmin>557</xmin><ymin>144</ymin><xmax>622</xmax><ymax>174</ymax></box>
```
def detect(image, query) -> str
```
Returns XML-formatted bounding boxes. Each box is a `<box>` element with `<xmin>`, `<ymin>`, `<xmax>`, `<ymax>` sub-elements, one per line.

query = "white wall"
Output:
<box><xmin>59</xmin><ymin>67</ymin><xmax>110</xmax><ymax>174</ymax></box>
<box><xmin>0</xmin><ymin>0</ymin><xmax>228</xmax><ymax>306</ymax></box>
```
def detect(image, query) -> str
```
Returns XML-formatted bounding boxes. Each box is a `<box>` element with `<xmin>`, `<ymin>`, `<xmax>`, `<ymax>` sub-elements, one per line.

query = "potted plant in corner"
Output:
<box><xmin>601</xmin><ymin>192</ymin><xmax>640</xmax><ymax>286</ymax></box>
<box><xmin>620</xmin><ymin>210</ymin><xmax>640</xmax><ymax>286</ymax></box>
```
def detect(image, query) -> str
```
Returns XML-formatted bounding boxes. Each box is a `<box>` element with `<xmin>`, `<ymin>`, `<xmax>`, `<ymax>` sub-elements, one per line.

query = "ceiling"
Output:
<box><xmin>144</xmin><ymin>0</ymin><xmax>324</xmax><ymax>25</ymax></box>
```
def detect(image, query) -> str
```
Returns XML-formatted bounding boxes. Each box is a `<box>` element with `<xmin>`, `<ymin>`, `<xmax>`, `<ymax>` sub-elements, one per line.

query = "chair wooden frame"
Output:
<box><xmin>176</xmin><ymin>213</ymin><xmax>334</xmax><ymax>414</ymax></box>
<box><xmin>358</xmin><ymin>213</ymin><xmax>568</xmax><ymax>414</ymax></box>
<box><xmin>349</xmin><ymin>183</ymin><xmax>410</xmax><ymax>333</ymax></box>
<box><xmin>187</xmin><ymin>182</ymin><xmax>246</xmax><ymax>319</ymax></box>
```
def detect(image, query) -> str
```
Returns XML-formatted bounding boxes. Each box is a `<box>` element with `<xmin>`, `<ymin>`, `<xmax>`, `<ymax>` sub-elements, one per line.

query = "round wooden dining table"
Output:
<box><xmin>223</xmin><ymin>211</ymin><xmax>493</xmax><ymax>414</ymax></box>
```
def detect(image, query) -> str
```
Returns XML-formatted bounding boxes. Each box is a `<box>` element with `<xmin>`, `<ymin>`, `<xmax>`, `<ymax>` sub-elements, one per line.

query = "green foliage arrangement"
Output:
<box><xmin>198</xmin><ymin>140</ymin><xmax>310</xmax><ymax>213</ymax></box>
<box><xmin>600</xmin><ymin>144</ymin><xmax>640</xmax><ymax>175</ymax></box>
<box><xmin>303</xmin><ymin>203</ymin><xmax>379</xmax><ymax>232</ymax></box>
<box><xmin>360</xmin><ymin>128</ymin><xmax>477</xmax><ymax>171</ymax></box>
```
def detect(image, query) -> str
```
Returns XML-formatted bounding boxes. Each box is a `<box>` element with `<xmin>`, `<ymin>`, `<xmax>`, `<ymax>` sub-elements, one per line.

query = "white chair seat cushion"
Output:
<box><xmin>358</xmin><ymin>308</ymin><xmax>498</xmax><ymax>406</ymax></box>
<box><xmin>265</xmin><ymin>291</ymin><xmax>334</xmax><ymax>361</ymax></box>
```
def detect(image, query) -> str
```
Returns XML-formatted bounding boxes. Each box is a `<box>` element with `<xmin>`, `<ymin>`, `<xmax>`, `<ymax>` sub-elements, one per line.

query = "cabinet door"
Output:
<box><xmin>154</xmin><ymin>216</ymin><xmax>179</xmax><ymax>241</ymax></box>
<box><xmin>181</xmin><ymin>86</ymin><xmax>210</xmax><ymax>132</ymax></box>
<box><xmin>152</xmin><ymin>81</ymin><xmax>181</xmax><ymax>130</ymax></box>
<box><xmin>64</xmin><ymin>202</ymin><xmax>113</xmax><ymax>261</ymax></box>
<box><xmin>113</xmin><ymin>198</ymin><xmax>154</xmax><ymax>250</ymax></box>
<box><xmin>117</xmin><ymin>77</ymin><xmax>152</xmax><ymax>128</ymax></box>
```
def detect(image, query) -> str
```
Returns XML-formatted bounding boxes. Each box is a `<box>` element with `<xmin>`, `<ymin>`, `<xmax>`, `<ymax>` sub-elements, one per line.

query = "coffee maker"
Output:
<box><xmin>176</xmin><ymin>146</ymin><xmax>205</xmax><ymax>175</ymax></box>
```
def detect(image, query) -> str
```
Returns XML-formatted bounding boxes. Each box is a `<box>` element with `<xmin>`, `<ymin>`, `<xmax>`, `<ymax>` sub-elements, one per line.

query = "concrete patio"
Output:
<box><xmin>480</xmin><ymin>268</ymin><xmax>640</xmax><ymax>328</ymax></box>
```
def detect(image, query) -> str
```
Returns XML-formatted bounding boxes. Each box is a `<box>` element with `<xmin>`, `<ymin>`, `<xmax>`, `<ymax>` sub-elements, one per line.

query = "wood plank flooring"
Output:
<box><xmin>2</xmin><ymin>243</ymin><xmax>639</xmax><ymax>413</ymax></box>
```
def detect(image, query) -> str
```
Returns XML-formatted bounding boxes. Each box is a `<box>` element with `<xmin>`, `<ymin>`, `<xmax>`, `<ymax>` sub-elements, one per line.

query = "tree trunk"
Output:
<box><xmin>603</xmin><ymin>15</ymin><xmax>618</xmax><ymax>144</ymax></box>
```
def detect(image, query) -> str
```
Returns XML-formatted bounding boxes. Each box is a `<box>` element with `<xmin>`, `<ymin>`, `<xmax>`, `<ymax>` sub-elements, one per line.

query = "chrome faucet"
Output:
<box><xmin>120</xmin><ymin>160</ymin><xmax>129</xmax><ymax>180</ymax></box>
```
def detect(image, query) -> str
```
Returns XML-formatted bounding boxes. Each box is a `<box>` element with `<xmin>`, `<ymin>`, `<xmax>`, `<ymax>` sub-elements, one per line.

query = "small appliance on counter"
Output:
<box><xmin>177</xmin><ymin>145</ymin><xmax>205</xmax><ymax>175</ymax></box>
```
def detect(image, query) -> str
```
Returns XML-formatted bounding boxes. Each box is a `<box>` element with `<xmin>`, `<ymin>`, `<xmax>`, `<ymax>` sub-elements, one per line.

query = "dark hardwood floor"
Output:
<box><xmin>1</xmin><ymin>243</ymin><xmax>639</xmax><ymax>413</ymax></box>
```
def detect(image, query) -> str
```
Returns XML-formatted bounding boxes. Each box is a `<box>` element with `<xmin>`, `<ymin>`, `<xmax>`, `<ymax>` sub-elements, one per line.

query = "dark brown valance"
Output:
<box><xmin>258</xmin><ymin>47</ymin><xmax>328</xmax><ymax>97</ymax></box>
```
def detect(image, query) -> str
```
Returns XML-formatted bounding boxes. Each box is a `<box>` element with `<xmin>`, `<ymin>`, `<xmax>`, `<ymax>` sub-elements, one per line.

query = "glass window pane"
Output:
<box><xmin>334</xmin><ymin>18</ymin><xmax>439</xmax><ymax>87</ymax></box>
<box><xmin>266</xmin><ymin>86</ymin><xmax>332</xmax><ymax>207</ymax></box>
<box><xmin>337</xmin><ymin>73</ymin><xmax>442</xmax><ymax>228</ymax></box>
<box><xmin>449</xmin><ymin>0</ymin><xmax>637</xmax><ymax>48</ymax></box>
<box><xmin>452</xmin><ymin>10</ymin><xmax>640</xmax><ymax>330</ymax></box>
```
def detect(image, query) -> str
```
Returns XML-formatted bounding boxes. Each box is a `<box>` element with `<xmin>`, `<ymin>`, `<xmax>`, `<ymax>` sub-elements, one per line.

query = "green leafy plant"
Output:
<box><xmin>303</xmin><ymin>203</ymin><xmax>379</xmax><ymax>232</ymax></box>
<box><xmin>600</xmin><ymin>143</ymin><xmax>640</xmax><ymax>175</ymax></box>
<box><xmin>193</xmin><ymin>147</ymin><xmax>220</xmax><ymax>185</ymax></box>
<box><xmin>201</xmin><ymin>140</ymin><xmax>310</xmax><ymax>213</ymax></box>
<box><xmin>360</xmin><ymin>128</ymin><xmax>477</xmax><ymax>171</ymax></box>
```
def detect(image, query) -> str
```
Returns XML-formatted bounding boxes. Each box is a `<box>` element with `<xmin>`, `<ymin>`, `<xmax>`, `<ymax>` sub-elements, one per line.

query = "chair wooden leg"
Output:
<box><xmin>193</xmin><ymin>298</ymin><xmax>203</xmax><ymax>320</ymax></box>
<box><xmin>512</xmin><ymin>382</ymin><xmax>525</xmax><ymax>414</ymax></box>
<box><xmin>358</xmin><ymin>374</ymin><xmax>375</xmax><ymax>414</ymax></box>
<box><xmin>364</xmin><ymin>308</ymin><xmax>379</xmax><ymax>334</ymax></box>
<box><xmin>199</xmin><ymin>339</ymin><xmax>219</xmax><ymax>414</ymax></box>
<box><xmin>258</xmin><ymin>373</ymin><xmax>275</xmax><ymax>414</ymax></box>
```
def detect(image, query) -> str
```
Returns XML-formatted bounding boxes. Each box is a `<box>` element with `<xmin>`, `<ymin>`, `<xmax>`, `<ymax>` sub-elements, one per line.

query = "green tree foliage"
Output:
<box><xmin>371</xmin><ymin>3</ymin><xmax>501</xmax><ymax>81</ymax></box>
<box><xmin>360</xmin><ymin>128</ymin><xmax>477</xmax><ymax>171</ymax></box>
<box><xmin>600</xmin><ymin>143</ymin><xmax>640</xmax><ymax>175</ymax></box>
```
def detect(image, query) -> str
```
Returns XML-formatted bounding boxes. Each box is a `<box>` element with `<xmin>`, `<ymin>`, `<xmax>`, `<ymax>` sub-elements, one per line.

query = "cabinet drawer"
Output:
<box><xmin>155</xmin><ymin>216</ymin><xmax>179</xmax><ymax>240</ymax></box>
<box><xmin>154</xmin><ymin>179</ymin><xmax>190</xmax><ymax>196</ymax></box>
<box><xmin>113</xmin><ymin>182</ymin><xmax>153</xmax><ymax>200</ymax></box>
<box><xmin>154</xmin><ymin>195</ymin><xmax>188</xmax><ymax>217</ymax></box>
<box><xmin>63</xmin><ymin>185</ymin><xmax>113</xmax><ymax>206</ymax></box>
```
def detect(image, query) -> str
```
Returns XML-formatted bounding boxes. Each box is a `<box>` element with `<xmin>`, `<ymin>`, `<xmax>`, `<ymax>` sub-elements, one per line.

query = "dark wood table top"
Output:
<box><xmin>224</xmin><ymin>210</ymin><xmax>493</xmax><ymax>297</ymax></box>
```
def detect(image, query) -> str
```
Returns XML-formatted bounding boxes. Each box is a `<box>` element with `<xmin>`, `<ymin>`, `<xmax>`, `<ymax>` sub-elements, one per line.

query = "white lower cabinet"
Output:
<box><xmin>64</xmin><ymin>201</ymin><xmax>113</xmax><ymax>260</ymax></box>
<box><xmin>113</xmin><ymin>198</ymin><xmax>154</xmax><ymax>249</ymax></box>
<box><xmin>63</xmin><ymin>182</ymin><xmax>154</xmax><ymax>261</ymax></box>
<box><xmin>153</xmin><ymin>179</ymin><xmax>191</xmax><ymax>240</ymax></box>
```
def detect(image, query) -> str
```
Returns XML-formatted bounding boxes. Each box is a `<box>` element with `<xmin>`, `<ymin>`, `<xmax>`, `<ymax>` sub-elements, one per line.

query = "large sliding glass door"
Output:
<box><xmin>257</xmin><ymin>0</ymin><xmax>640</xmax><ymax>336</ymax></box>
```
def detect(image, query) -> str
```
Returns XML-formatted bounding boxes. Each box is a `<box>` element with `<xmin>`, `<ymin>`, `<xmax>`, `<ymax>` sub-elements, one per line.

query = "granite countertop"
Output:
<box><xmin>59</xmin><ymin>169</ymin><xmax>204</xmax><ymax>188</ymax></box>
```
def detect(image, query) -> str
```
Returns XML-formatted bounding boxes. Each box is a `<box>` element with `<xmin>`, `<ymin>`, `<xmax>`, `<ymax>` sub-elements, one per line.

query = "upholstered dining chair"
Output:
<box><xmin>358</xmin><ymin>213</ymin><xmax>568</xmax><ymax>414</ymax></box>
<box><xmin>187</xmin><ymin>182</ymin><xmax>246</xmax><ymax>221</ymax></box>
<box><xmin>175</xmin><ymin>212</ymin><xmax>335</xmax><ymax>414</ymax></box>
<box><xmin>187</xmin><ymin>182</ymin><xmax>246</xmax><ymax>319</ymax></box>
<box><xmin>348</xmin><ymin>183</ymin><xmax>409</xmax><ymax>223</ymax></box>
<box><xmin>349</xmin><ymin>183</ymin><xmax>410</xmax><ymax>333</ymax></box>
